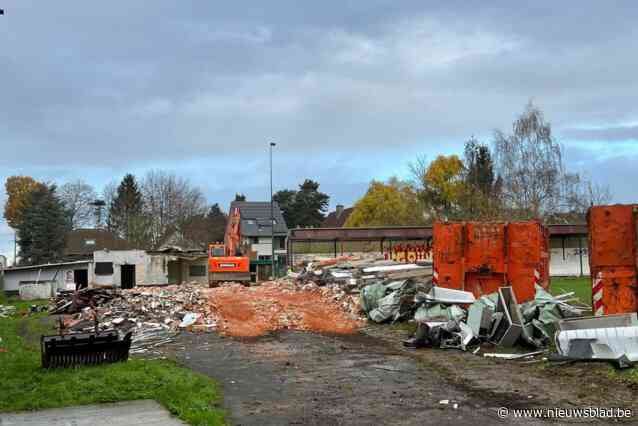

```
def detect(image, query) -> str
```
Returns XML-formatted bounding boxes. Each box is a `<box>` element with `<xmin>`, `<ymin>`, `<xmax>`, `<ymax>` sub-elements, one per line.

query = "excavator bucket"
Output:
<box><xmin>41</xmin><ymin>331</ymin><xmax>132</xmax><ymax>369</ymax></box>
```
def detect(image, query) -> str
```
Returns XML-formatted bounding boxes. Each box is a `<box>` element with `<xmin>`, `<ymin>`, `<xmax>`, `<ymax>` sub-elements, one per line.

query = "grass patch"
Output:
<box><xmin>390</xmin><ymin>321</ymin><xmax>417</xmax><ymax>335</ymax></box>
<box><xmin>0</xmin><ymin>307</ymin><xmax>226</xmax><ymax>425</ymax></box>
<box><xmin>608</xmin><ymin>366</ymin><xmax>638</xmax><ymax>386</ymax></box>
<box><xmin>550</xmin><ymin>276</ymin><xmax>592</xmax><ymax>307</ymax></box>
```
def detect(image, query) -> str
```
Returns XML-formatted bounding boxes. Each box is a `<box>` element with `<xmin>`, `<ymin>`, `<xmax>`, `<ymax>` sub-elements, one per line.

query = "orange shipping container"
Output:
<box><xmin>588</xmin><ymin>205</ymin><xmax>638</xmax><ymax>315</ymax></box>
<box><xmin>433</xmin><ymin>221</ymin><xmax>550</xmax><ymax>303</ymax></box>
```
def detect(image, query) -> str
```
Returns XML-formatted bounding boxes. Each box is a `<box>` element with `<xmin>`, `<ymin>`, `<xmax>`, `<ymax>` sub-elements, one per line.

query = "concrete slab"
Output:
<box><xmin>0</xmin><ymin>400</ymin><xmax>187</xmax><ymax>426</ymax></box>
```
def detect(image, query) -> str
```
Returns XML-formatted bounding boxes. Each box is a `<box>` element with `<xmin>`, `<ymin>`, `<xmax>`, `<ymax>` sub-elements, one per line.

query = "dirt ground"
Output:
<box><xmin>159</xmin><ymin>325</ymin><xmax>637</xmax><ymax>425</ymax></box>
<box><xmin>206</xmin><ymin>282</ymin><xmax>360</xmax><ymax>337</ymax></box>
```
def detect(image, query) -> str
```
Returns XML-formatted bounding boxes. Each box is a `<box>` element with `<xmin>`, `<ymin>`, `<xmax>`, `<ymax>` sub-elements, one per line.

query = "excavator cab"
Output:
<box><xmin>208</xmin><ymin>243</ymin><xmax>251</xmax><ymax>286</ymax></box>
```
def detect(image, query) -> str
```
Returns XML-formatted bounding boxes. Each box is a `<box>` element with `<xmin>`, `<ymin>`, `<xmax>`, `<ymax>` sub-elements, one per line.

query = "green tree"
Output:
<box><xmin>272</xmin><ymin>189</ymin><xmax>297</xmax><ymax>227</ymax></box>
<box><xmin>3</xmin><ymin>176</ymin><xmax>46</xmax><ymax>228</ymax></box>
<box><xmin>107</xmin><ymin>174</ymin><xmax>148</xmax><ymax>246</ymax></box>
<box><xmin>234</xmin><ymin>193</ymin><xmax>246</xmax><ymax>202</ymax></box>
<box><xmin>182</xmin><ymin>203</ymin><xmax>228</xmax><ymax>247</ymax></box>
<box><xmin>273</xmin><ymin>179</ymin><xmax>329</xmax><ymax>228</ymax></box>
<box><xmin>17</xmin><ymin>185</ymin><xmax>71</xmax><ymax>265</ymax></box>
<box><xmin>345</xmin><ymin>179</ymin><xmax>423</xmax><ymax>227</ymax></box>
<box><xmin>419</xmin><ymin>155</ymin><xmax>466</xmax><ymax>220</ymax></box>
<box><xmin>464</xmin><ymin>138</ymin><xmax>495</xmax><ymax>197</ymax></box>
<box><xmin>462</xmin><ymin>138</ymin><xmax>502</xmax><ymax>218</ymax></box>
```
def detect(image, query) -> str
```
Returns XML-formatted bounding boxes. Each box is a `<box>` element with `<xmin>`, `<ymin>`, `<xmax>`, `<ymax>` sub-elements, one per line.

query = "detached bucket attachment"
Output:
<box><xmin>41</xmin><ymin>331</ymin><xmax>132</xmax><ymax>368</ymax></box>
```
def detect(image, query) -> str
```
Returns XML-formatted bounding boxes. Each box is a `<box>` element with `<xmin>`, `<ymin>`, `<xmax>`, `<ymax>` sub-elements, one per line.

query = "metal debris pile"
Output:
<box><xmin>553</xmin><ymin>313</ymin><xmax>638</xmax><ymax>368</ymax></box>
<box><xmin>364</xmin><ymin>283</ymin><xmax>589</xmax><ymax>353</ymax></box>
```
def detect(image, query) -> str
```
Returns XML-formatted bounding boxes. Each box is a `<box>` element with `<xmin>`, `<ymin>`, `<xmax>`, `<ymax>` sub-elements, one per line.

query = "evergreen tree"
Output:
<box><xmin>234</xmin><ymin>193</ymin><xmax>246</xmax><ymax>202</ymax></box>
<box><xmin>182</xmin><ymin>203</ymin><xmax>228</xmax><ymax>247</ymax></box>
<box><xmin>292</xmin><ymin>179</ymin><xmax>329</xmax><ymax>228</ymax></box>
<box><xmin>107</xmin><ymin>174</ymin><xmax>147</xmax><ymax>246</ymax></box>
<box><xmin>464</xmin><ymin>138</ymin><xmax>496</xmax><ymax>197</ymax></box>
<box><xmin>272</xmin><ymin>189</ymin><xmax>297</xmax><ymax>228</ymax></box>
<box><xmin>274</xmin><ymin>179</ymin><xmax>329</xmax><ymax>228</ymax></box>
<box><xmin>206</xmin><ymin>203</ymin><xmax>227</xmax><ymax>241</ymax></box>
<box><xmin>17</xmin><ymin>185</ymin><xmax>71</xmax><ymax>265</ymax></box>
<box><xmin>461</xmin><ymin>139</ymin><xmax>500</xmax><ymax>219</ymax></box>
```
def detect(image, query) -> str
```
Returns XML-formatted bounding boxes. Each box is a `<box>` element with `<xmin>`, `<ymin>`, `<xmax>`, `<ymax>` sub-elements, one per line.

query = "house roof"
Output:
<box><xmin>322</xmin><ymin>207</ymin><xmax>354</xmax><ymax>228</ymax></box>
<box><xmin>64</xmin><ymin>229</ymin><xmax>135</xmax><ymax>256</ymax></box>
<box><xmin>230</xmin><ymin>201</ymin><xmax>288</xmax><ymax>237</ymax></box>
<box><xmin>5</xmin><ymin>260</ymin><xmax>91</xmax><ymax>272</ymax></box>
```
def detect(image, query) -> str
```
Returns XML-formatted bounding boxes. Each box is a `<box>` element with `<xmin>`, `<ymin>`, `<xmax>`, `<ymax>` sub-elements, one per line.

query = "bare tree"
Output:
<box><xmin>408</xmin><ymin>154</ymin><xmax>429</xmax><ymax>191</ymax></box>
<box><xmin>101</xmin><ymin>180</ymin><xmax>119</xmax><ymax>229</ymax></box>
<box><xmin>493</xmin><ymin>101</ymin><xmax>571</xmax><ymax>219</ymax></box>
<box><xmin>563</xmin><ymin>173</ymin><xmax>613</xmax><ymax>215</ymax></box>
<box><xmin>141</xmin><ymin>170</ymin><xmax>208</xmax><ymax>248</ymax></box>
<box><xmin>58</xmin><ymin>179</ymin><xmax>97</xmax><ymax>229</ymax></box>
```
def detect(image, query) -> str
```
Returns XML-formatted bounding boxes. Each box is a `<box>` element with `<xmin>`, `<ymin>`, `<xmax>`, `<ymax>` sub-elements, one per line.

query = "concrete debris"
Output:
<box><xmin>297</xmin><ymin>256</ymin><xmax>432</xmax><ymax>289</ymax></box>
<box><xmin>50</xmin><ymin>283</ymin><xmax>209</xmax><ymax>354</ymax></box>
<box><xmin>49</xmin><ymin>278</ymin><xmax>364</xmax><ymax>352</ymax></box>
<box><xmin>554</xmin><ymin>313</ymin><xmax>638</xmax><ymax>368</ymax></box>
<box><xmin>49</xmin><ymin>288</ymin><xmax>119</xmax><ymax>315</ymax></box>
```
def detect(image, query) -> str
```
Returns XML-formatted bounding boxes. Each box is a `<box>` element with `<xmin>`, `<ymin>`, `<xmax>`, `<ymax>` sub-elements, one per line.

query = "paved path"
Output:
<box><xmin>0</xmin><ymin>400</ymin><xmax>186</xmax><ymax>426</ymax></box>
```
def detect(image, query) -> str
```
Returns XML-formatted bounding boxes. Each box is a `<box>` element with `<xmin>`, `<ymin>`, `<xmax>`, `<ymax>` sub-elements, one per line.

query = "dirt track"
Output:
<box><xmin>160</xmin><ymin>326</ymin><xmax>637</xmax><ymax>425</ymax></box>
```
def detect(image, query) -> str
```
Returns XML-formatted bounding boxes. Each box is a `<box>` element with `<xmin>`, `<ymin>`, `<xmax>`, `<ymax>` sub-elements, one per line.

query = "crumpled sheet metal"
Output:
<box><xmin>490</xmin><ymin>287</ymin><xmax>524</xmax><ymax>347</ymax></box>
<box><xmin>467</xmin><ymin>300</ymin><xmax>493</xmax><ymax>336</ymax></box>
<box><xmin>425</xmin><ymin>287</ymin><xmax>476</xmax><ymax>304</ymax></box>
<box><xmin>414</xmin><ymin>304</ymin><xmax>465</xmax><ymax>323</ymax></box>
<box><xmin>361</xmin><ymin>279</ymin><xmax>419</xmax><ymax>323</ymax></box>
<box><xmin>555</xmin><ymin>317</ymin><xmax>638</xmax><ymax>368</ymax></box>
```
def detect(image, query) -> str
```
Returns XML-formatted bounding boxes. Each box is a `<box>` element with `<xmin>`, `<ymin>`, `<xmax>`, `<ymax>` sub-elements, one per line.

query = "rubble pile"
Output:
<box><xmin>49</xmin><ymin>279</ymin><xmax>364</xmax><ymax>350</ymax></box>
<box><xmin>296</xmin><ymin>257</ymin><xmax>433</xmax><ymax>289</ymax></box>
<box><xmin>49</xmin><ymin>288</ymin><xmax>119</xmax><ymax>315</ymax></box>
<box><xmin>53</xmin><ymin>283</ymin><xmax>213</xmax><ymax>354</ymax></box>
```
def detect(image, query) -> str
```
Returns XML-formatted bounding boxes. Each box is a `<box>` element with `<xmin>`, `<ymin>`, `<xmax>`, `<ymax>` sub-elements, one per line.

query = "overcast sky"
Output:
<box><xmin>1</xmin><ymin>1</ymin><xmax>637</xmax><ymax>264</ymax></box>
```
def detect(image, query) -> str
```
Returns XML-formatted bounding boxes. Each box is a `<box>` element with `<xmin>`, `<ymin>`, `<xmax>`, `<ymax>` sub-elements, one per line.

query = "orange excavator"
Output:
<box><xmin>208</xmin><ymin>206</ymin><xmax>251</xmax><ymax>285</ymax></box>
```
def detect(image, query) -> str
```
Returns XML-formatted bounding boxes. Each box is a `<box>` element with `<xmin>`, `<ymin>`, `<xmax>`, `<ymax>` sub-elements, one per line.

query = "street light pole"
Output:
<box><xmin>270</xmin><ymin>142</ymin><xmax>276</xmax><ymax>279</ymax></box>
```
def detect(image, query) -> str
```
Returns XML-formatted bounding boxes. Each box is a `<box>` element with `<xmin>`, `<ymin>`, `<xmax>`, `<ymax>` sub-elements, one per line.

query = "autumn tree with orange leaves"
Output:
<box><xmin>3</xmin><ymin>176</ymin><xmax>46</xmax><ymax>228</ymax></box>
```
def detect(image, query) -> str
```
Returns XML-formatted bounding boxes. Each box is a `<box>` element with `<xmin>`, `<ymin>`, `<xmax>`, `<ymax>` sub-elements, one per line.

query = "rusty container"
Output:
<box><xmin>588</xmin><ymin>205</ymin><xmax>638</xmax><ymax>315</ymax></box>
<box><xmin>433</xmin><ymin>221</ymin><xmax>550</xmax><ymax>303</ymax></box>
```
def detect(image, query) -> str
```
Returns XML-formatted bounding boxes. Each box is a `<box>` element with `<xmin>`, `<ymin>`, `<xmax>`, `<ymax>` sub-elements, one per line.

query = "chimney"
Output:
<box><xmin>336</xmin><ymin>205</ymin><xmax>344</xmax><ymax>218</ymax></box>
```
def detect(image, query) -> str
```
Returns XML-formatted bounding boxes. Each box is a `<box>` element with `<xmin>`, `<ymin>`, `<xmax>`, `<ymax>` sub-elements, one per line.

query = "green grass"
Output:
<box><xmin>550</xmin><ymin>276</ymin><xmax>592</xmax><ymax>307</ymax></box>
<box><xmin>608</xmin><ymin>366</ymin><xmax>638</xmax><ymax>386</ymax></box>
<box><xmin>0</xmin><ymin>306</ymin><xmax>226</xmax><ymax>425</ymax></box>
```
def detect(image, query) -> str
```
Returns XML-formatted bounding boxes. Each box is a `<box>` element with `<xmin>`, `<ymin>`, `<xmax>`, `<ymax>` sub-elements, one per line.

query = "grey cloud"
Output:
<box><xmin>561</xmin><ymin>126</ymin><xmax>638</xmax><ymax>142</ymax></box>
<box><xmin>1</xmin><ymin>0</ymin><xmax>637</xmax><ymax>219</ymax></box>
